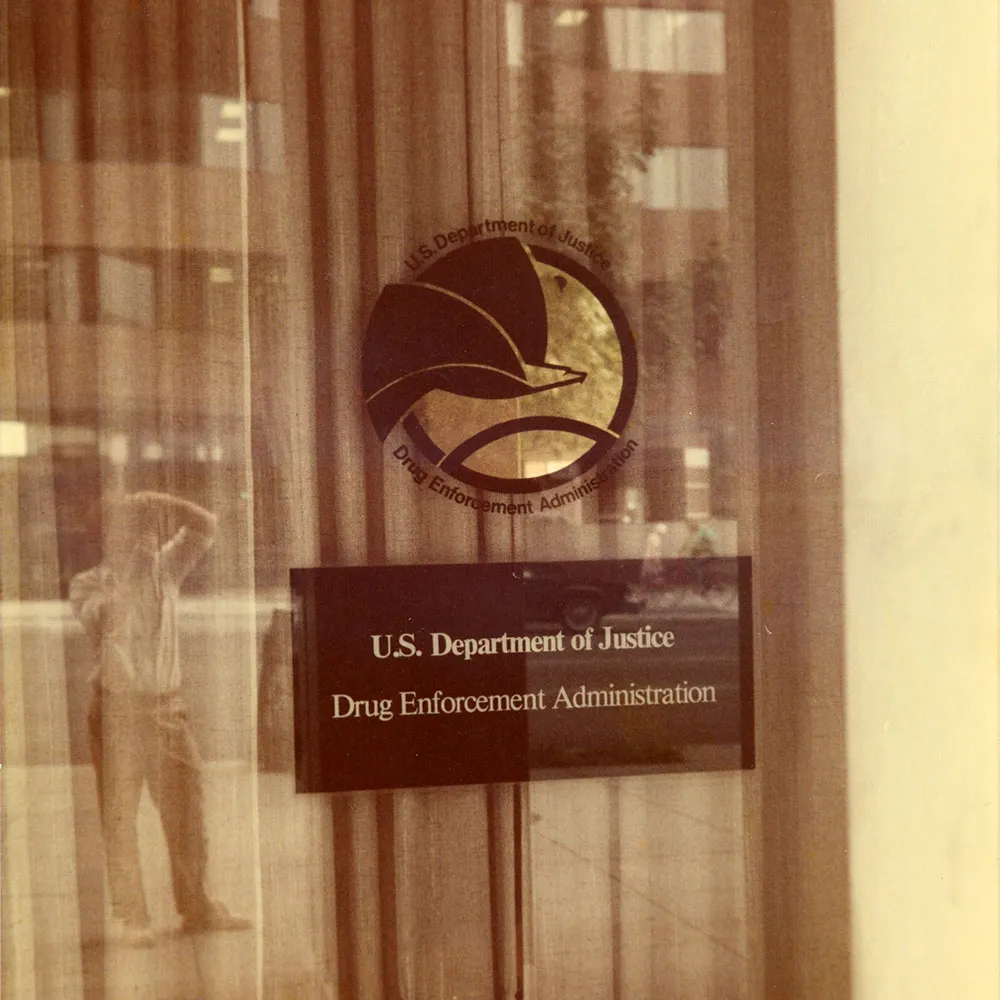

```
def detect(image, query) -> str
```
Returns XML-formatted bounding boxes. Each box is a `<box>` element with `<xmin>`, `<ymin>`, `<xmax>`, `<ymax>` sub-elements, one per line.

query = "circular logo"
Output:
<box><xmin>362</xmin><ymin>237</ymin><xmax>637</xmax><ymax>494</ymax></box>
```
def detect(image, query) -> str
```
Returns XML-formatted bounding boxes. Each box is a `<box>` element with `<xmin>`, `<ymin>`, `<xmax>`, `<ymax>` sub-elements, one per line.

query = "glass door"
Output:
<box><xmin>2</xmin><ymin>2</ymin><xmax>847</xmax><ymax>998</ymax></box>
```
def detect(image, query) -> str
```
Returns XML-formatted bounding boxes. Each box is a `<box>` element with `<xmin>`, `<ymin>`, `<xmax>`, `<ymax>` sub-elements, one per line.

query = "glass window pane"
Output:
<box><xmin>675</xmin><ymin>12</ymin><xmax>727</xmax><ymax>74</ymax></box>
<box><xmin>679</xmin><ymin>147</ymin><xmax>729</xmax><ymax>209</ymax></box>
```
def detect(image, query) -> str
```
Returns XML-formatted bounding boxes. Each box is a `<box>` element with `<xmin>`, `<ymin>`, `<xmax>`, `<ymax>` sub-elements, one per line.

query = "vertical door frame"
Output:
<box><xmin>751</xmin><ymin>0</ymin><xmax>852</xmax><ymax>995</ymax></box>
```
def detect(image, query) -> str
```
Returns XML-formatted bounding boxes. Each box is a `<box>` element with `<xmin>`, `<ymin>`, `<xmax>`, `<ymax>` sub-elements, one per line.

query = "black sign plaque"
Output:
<box><xmin>291</xmin><ymin>558</ymin><xmax>753</xmax><ymax>793</ymax></box>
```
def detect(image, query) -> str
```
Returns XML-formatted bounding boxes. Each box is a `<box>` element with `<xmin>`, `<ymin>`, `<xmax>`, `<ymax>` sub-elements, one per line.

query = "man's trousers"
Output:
<box><xmin>88</xmin><ymin>687</ymin><xmax>214</xmax><ymax>926</ymax></box>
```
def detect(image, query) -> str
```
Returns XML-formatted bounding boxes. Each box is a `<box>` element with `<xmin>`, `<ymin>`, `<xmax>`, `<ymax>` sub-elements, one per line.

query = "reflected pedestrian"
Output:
<box><xmin>641</xmin><ymin>522</ymin><xmax>668</xmax><ymax>591</ymax></box>
<box><xmin>680</xmin><ymin>519</ymin><xmax>718</xmax><ymax>595</ymax></box>
<box><xmin>70</xmin><ymin>491</ymin><xmax>251</xmax><ymax>947</ymax></box>
<box><xmin>680</xmin><ymin>518</ymin><xmax>718</xmax><ymax>558</ymax></box>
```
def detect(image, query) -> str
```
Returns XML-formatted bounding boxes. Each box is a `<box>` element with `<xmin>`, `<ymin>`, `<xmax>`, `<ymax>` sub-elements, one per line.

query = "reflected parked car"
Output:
<box><xmin>522</xmin><ymin>560</ymin><xmax>646</xmax><ymax>632</ymax></box>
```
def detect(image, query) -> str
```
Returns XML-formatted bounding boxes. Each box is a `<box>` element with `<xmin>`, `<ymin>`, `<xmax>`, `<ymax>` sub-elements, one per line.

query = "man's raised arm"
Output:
<box><xmin>130</xmin><ymin>491</ymin><xmax>217</xmax><ymax>540</ymax></box>
<box><xmin>128</xmin><ymin>492</ymin><xmax>217</xmax><ymax>585</ymax></box>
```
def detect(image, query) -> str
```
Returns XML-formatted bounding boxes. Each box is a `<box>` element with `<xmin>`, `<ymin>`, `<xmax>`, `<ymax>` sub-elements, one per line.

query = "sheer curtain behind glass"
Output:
<box><xmin>1</xmin><ymin>1</ymin><xmax>334</xmax><ymax>997</ymax></box>
<box><xmin>504</xmin><ymin>5</ymin><xmax>753</xmax><ymax>999</ymax></box>
<box><xmin>2</xmin><ymin>1</ymin><xmax>757</xmax><ymax>998</ymax></box>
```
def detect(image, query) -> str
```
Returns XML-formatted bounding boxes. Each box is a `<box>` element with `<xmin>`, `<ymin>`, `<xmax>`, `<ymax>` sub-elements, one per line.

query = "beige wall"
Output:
<box><xmin>837</xmin><ymin>1</ymin><xmax>999</xmax><ymax>997</ymax></box>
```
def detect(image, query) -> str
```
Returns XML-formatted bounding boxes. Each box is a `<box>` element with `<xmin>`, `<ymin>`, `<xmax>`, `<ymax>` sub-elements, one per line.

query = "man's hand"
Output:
<box><xmin>128</xmin><ymin>492</ymin><xmax>217</xmax><ymax>539</ymax></box>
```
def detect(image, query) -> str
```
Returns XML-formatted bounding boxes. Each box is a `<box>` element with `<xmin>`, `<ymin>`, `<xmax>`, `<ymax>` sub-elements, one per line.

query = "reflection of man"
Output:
<box><xmin>680</xmin><ymin>520</ymin><xmax>718</xmax><ymax>558</ymax></box>
<box><xmin>680</xmin><ymin>520</ymin><xmax>718</xmax><ymax>594</ymax></box>
<box><xmin>70</xmin><ymin>491</ymin><xmax>250</xmax><ymax>947</ymax></box>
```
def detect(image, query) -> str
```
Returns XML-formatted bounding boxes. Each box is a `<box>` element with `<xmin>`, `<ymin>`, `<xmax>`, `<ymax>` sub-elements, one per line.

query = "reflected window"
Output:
<box><xmin>253</xmin><ymin>101</ymin><xmax>285</xmax><ymax>173</ymax></box>
<box><xmin>679</xmin><ymin>147</ymin><xmax>728</xmax><ymax>210</ymax></box>
<box><xmin>10</xmin><ymin>250</ymin><xmax>47</xmax><ymax>321</ymax></box>
<box><xmin>0</xmin><ymin>421</ymin><xmax>29</xmax><ymax>459</ymax></box>
<box><xmin>98</xmin><ymin>255</ymin><xmax>154</xmax><ymax>327</ymax></box>
<box><xmin>46</xmin><ymin>252</ymin><xmax>82</xmax><ymax>323</ymax></box>
<box><xmin>553</xmin><ymin>9</ymin><xmax>590</xmax><ymax>28</ymax></box>
<box><xmin>251</xmin><ymin>0</ymin><xmax>280</xmax><ymax>20</ymax></box>
<box><xmin>605</xmin><ymin>7</ymin><xmax>674</xmax><ymax>73</ymax></box>
<box><xmin>684</xmin><ymin>445</ymin><xmax>711</xmax><ymax>519</ymax></box>
<box><xmin>604</xmin><ymin>8</ymin><xmax>725</xmax><ymax>74</ymax></box>
<box><xmin>507</xmin><ymin>5</ymin><xmax>725</xmax><ymax>75</ymax></box>
<box><xmin>632</xmin><ymin>147</ymin><xmax>728</xmax><ymax>210</ymax></box>
<box><xmin>41</xmin><ymin>92</ymin><xmax>77</xmax><ymax>162</ymax></box>
<box><xmin>675</xmin><ymin>12</ymin><xmax>726</xmax><ymax>74</ymax></box>
<box><xmin>506</xmin><ymin>1</ymin><xmax>525</xmax><ymax>67</ymax></box>
<box><xmin>198</xmin><ymin>94</ymin><xmax>284</xmax><ymax>172</ymax></box>
<box><xmin>634</xmin><ymin>148</ymin><xmax>680</xmax><ymax>209</ymax></box>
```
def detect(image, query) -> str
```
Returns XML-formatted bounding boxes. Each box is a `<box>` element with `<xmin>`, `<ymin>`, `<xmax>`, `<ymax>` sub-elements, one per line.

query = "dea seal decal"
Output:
<box><xmin>362</xmin><ymin>236</ymin><xmax>637</xmax><ymax>495</ymax></box>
